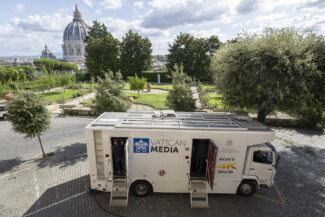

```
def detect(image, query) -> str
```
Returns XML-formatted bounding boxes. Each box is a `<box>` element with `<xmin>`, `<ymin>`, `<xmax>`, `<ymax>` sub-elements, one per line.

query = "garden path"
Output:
<box><xmin>190</xmin><ymin>86</ymin><xmax>202</xmax><ymax>110</ymax></box>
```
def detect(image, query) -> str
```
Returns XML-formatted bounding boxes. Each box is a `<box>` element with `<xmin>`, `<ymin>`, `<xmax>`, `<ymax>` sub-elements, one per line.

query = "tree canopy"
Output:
<box><xmin>6</xmin><ymin>91</ymin><xmax>51</xmax><ymax>157</ymax></box>
<box><xmin>85</xmin><ymin>34</ymin><xmax>120</xmax><ymax>79</ymax></box>
<box><xmin>120</xmin><ymin>30</ymin><xmax>152</xmax><ymax>78</ymax></box>
<box><xmin>166</xmin><ymin>65</ymin><xmax>196</xmax><ymax>111</ymax></box>
<box><xmin>128</xmin><ymin>74</ymin><xmax>147</xmax><ymax>96</ymax></box>
<box><xmin>34</xmin><ymin>59</ymin><xmax>77</xmax><ymax>73</ymax></box>
<box><xmin>167</xmin><ymin>33</ymin><xmax>221</xmax><ymax>81</ymax></box>
<box><xmin>94</xmin><ymin>71</ymin><xmax>130</xmax><ymax>115</ymax></box>
<box><xmin>85</xmin><ymin>20</ymin><xmax>109</xmax><ymax>41</ymax></box>
<box><xmin>211</xmin><ymin>28</ymin><xmax>324</xmax><ymax>124</ymax></box>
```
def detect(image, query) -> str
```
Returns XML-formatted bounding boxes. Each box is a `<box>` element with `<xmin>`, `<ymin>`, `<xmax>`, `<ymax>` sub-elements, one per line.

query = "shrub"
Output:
<box><xmin>141</xmin><ymin>71</ymin><xmax>171</xmax><ymax>83</ymax></box>
<box><xmin>128</xmin><ymin>74</ymin><xmax>147</xmax><ymax>96</ymax></box>
<box><xmin>94</xmin><ymin>71</ymin><xmax>131</xmax><ymax>115</ymax></box>
<box><xmin>166</xmin><ymin>66</ymin><xmax>196</xmax><ymax>111</ymax></box>
<box><xmin>6</xmin><ymin>91</ymin><xmax>51</xmax><ymax>158</ymax></box>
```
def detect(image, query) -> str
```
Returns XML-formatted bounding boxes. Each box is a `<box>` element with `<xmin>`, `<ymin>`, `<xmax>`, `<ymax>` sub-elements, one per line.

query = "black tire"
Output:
<box><xmin>237</xmin><ymin>180</ymin><xmax>257</xmax><ymax>196</ymax></box>
<box><xmin>131</xmin><ymin>180</ymin><xmax>153</xmax><ymax>197</ymax></box>
<box><xmin>2</xmin><ymin>115</ymin><xmax>8</xmax><ymax>121</ymax></box>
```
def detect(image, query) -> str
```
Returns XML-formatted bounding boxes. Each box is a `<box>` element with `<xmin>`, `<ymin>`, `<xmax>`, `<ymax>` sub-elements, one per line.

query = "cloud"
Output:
<box><xmin>100</xmin><ymin>17</ymin><xmax>169</xmax><ymax>38</ymax></box>
<box><xmin>236</xmin><ymin>0</ymin><xmax>259</xmax><ymax>14</ymax></box>
<box><xmin>14</xmin><ymin>3</ymin><xmax>25</xmax><ymax>13</ymax></box>
<box><xmin>134</xmin><ymin>1</ymin><xmax>144</xmax><ymax>9</ymax></box>
<box><xmin>83</xmin><ymin>0</ymin><xmax>93</xmax><ymax>8</ymax></box>
<box><xmin>99</xmin><ymin>0</ymin><xmax>122</xmax><ymax>10</ymax></box>
<box><xmin>11</xmin><ymin>13</ymin><xmax>71</xmax><ymax>33</ymax></box>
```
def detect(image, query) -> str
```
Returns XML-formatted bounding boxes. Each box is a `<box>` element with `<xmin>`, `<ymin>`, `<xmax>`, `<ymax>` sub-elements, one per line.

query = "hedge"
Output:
<box><xmin>140</xmin><ymin>71</ymin><xmax>171</xmax><ymax>83</ymax></box>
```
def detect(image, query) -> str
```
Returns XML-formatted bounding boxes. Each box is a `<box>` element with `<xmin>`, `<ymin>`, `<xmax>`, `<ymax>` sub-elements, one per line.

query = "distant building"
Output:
<box><xmin>40</xmin><ymin>45</ymin><xmax>56</xmax><ymax>59</ymax></box>
<box><xmin>61</xmin><ymin>5</ymin><xmax>89</xmax><ymax>63</ymax></box>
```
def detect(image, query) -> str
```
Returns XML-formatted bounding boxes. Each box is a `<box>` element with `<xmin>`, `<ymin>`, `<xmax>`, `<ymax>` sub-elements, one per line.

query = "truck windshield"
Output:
<box><xmin>253</xmin><ymin>151</ymin><xmax>273</xmax><ymax>164</ymax></box>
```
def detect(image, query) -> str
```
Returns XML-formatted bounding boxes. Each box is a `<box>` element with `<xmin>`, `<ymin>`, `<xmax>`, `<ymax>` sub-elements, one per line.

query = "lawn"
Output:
<box><xmin>151</xmin><ymin>84</ymin><xmax>173</xmax><ymax>90</ymax></box>
<box><xmin>124</xmin><ymin>82</ymin><xmax>172</xmax><ymax>90</ymax></box>
<box><xmin>202</xmin><ymin>84</ymin><xmax>216</xmax><ymax>92</ymax></box>
<box><xmin>41</xmin><ymin>89</ymin><xmax>90</xmax><ymax>104</ymax></box>
<box><xmin>207</xmin><ymin>93</ymin><xmax>224</xmax><ymax>109</ymax></box>
<box><xmin>125</xmin><ymin>91</ymin><xmax>168</xmax><ymax>109</ymax></box>
<box><xmin>85</xmin><ymin>91</ymin><xmax>168</xmax><ymax>109</ymax></box>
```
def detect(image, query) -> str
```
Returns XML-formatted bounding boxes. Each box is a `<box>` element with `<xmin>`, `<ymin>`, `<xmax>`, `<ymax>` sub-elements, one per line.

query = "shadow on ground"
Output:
<box><xmin>22</xmin><ymin>144</ymin><xmax>325</xmax><ymax>217</ymax></box>
<box><xmin>35</xmin><ymin>142</ymin><xmax>87</xmax><ymax>169</ymax></box>
<box><xmin>0</xmin><ymin>158</ymin><xmax>25</xmax><ymax>174</ymax></box>
<box><xmin>295</xmin><ymin>128</ymin><xmax>324</xmax><ymax>136</ymax></box>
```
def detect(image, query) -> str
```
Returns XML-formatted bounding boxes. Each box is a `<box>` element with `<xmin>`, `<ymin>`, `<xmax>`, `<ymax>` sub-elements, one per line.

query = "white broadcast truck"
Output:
<box><xmin>85</xmin><ymin>110</ymin><xmax>279</xmax><ymax>208</ymax></box>
<box><xmin>0</xmin><ymin>105</ymin><xmax>8</xmax><ymax>120</ymax></box>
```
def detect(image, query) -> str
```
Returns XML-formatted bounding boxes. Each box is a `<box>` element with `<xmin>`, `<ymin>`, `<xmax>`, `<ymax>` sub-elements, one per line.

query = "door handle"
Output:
<box><xmin>268</xmin><ymin>169</ymin><xmax>273</xmax><ymax>170</ymax></box>
<box><xmin>249</xmin><ymin>168</ymin><xmax>255</xmax><ymax>170</ymax></box>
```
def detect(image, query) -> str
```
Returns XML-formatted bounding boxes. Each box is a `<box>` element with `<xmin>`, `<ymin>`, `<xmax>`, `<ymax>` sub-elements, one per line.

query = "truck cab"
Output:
<box><xmin>244</xmin><ymin>143</ymin><xmax>279</xmax><ymax>188</ymax></box>
<box><xmin>0</xmin><ymin>106</ymin><xmax>8</xmax><ymax>120</ymax></box>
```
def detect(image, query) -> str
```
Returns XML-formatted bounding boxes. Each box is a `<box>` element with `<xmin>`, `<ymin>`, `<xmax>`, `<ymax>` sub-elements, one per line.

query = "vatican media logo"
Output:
<box><xmin>133</xmin><ymin>138</ymin><xmax>150</xmax><ymax>153</ymax></box>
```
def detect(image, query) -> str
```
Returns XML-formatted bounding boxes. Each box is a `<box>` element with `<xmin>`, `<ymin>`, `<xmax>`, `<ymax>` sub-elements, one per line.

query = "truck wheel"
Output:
<box><xmin>2</xmin><ymin>115</ymin><xmax>8</xmax><ymax>121</ymax></box>
<box><xmin>237</xmin><ymin>180</ymin><xmax>257</xmax><ymax>196</ymax></box>
<box><xmin>131</xmin><ymin>180</ymin><xmax>152</xmax><ymax>197</ymax></box>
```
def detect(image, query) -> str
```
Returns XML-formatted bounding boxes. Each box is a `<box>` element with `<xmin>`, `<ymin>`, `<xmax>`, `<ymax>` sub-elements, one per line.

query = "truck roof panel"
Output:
<box><xmin>89</xmin><ymin>111</ymin><xmax>270</xmax><ymax>131</ymax></box>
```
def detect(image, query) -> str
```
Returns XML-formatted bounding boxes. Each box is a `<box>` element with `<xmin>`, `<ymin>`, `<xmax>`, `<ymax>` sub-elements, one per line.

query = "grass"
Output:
<box><xmin>124</xmin><ymin>82</ymin><xmax>172</xmax><ymax>90</ymax></box>
<box><xmin>150</xmin><ymin>84</ymin><xmax>173</xmax><ymax>90</ymax></box>
<box><xmin>41</xmin><ymin>89</ymin><xmax>90</xmax><ymax>104</ymax></box>
<box><xmin>125</xmin><ymin>91</ymin><xmax>168</xmax><ymax>109</ymax></box>
<box><xmin>202</xmin><ymin>84</ymin><xmax>216</xmax><ymax>92</ymax></box>
<box><xmin>85</xmin><ymin>91</ymin><xmax>169</xmax><ymax>109</ymax></box>
<box><xmin>207</xmin><ymin>93</ymin><xmax>224</xmax><ymax>109</ymax></box>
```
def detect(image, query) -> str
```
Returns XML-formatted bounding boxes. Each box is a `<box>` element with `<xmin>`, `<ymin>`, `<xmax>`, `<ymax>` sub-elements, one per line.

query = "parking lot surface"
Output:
<box><xmin>0</xmin><ymin>116</ymin><xmax>324</xmax><ymax>217</ymax></box>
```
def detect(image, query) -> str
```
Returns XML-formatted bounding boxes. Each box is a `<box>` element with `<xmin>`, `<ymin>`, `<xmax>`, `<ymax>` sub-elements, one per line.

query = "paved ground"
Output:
<box><xmin>0</xmin><ymin>116</ymin><xmax>324</xmax><ymax>217</ymax></box>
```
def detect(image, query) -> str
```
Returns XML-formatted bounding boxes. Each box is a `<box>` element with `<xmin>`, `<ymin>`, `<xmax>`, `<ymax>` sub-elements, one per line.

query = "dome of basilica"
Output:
<box><xmin>63</xmin><ymin>5</ymin><xmax>89</xmax><ymax>41</ymax></box>
<box><xmin>62</xmin><ymin>5</ymin><xmax>89</xmax><ymax>63</ymax></box>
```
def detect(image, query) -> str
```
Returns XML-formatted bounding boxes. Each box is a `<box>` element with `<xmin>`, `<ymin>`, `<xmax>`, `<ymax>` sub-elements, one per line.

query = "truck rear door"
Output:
<box><xmin>206</xmin><ymin>140</ymin><xmax>218</xmax><ymax>190</ymax></box>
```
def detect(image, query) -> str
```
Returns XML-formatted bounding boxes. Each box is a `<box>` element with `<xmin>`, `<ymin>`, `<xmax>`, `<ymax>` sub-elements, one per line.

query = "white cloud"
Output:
<box><xmin>11</xmin><ymin>13</ymin><xmax>71</xmax><ymax>32</ymax></box>
<box><xmin>14</xmin><ymin>3</ymin><xmax>25</xmax><ymax>13</ymax></box>
<box><xmin>142</xmin><ymin>0</ymin><xmax>240</xmax><ymax>29</ymax></box>
<box><xmin>99</xmin><ymin>0</ymin><xmax>122</xmax><ymax>10</ymax></box>
<box><xmin>95</xmin><ymin>9</ymin><xmax>102</xmax><ymax>15</ymax></box>
<box><xmin>83</xmin><ymin>0</ymin><xmax>93</xmax><ymax>8</ymax></box>
<box><xmin>134</xmin><ymin>1</ymin><xmax>144</xmax><ymax>9</ymax></box>
<box><xmin>100</xmin><ymin>17</ymin><xmax>169</xmax><ymax>38</ymax></box>
<box><xmin>0</xmin><ymin>11</ymin><xmax>73</xmax><ymax>56</ymax></box>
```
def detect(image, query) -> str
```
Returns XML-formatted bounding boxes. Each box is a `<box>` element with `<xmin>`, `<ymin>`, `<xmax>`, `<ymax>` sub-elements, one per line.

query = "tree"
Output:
<box><xmin>85</xmin><ymin>20</ymin><xmax>109</xmax><ymax>41</ymax></box>
<box><xmin>6</xmin><ymin>91</ymin><xmax>51</xmax><ymax>158</ymax></box>
<box><xmin>166</xmin><ymin>65</ymin><xmax>196</xmax><ymax>111</ymax></box>
<box><xmin>85</xmin><ymin>34</ymin><xmax>120</xmax><ymax>79</ymax></box>
<box><xmin>94</xmin><ymin>71</ymin><xmax>130</xmax><ymax>115</ymax></box>
<box><xmin>34</xmin><ymin>59</ymin><xmax>77</xmax><ymax>73</ymax></box>
<box><xmin>128</xmin><ymin>74</ymin><xmax>147</xmax><ymax>97</ymax></box>
<box><xmin>56</xmin><ymin>72</ymin><xmax>75</xmax><ymax>93</ymax></box>
<box><xmin>210</xmin><ymin>28</ymin><xmax>321</xmax><ymax>123</ymax></box>
<box><xmin>167</xmin><ymin>33</ymin><xmax>221</xmax><ymax>81</ymax></box>
<box><xmin>120</xmin><ymin>30</ymin><xmax>153</xmax><ymax>78</ymax></box>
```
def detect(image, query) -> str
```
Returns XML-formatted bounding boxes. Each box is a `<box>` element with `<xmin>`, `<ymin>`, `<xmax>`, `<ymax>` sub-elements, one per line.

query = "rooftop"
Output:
<box><xmin>90</xmin><ymin>111</ymin><xmax>269</xmax><ymax>131</ymax></box>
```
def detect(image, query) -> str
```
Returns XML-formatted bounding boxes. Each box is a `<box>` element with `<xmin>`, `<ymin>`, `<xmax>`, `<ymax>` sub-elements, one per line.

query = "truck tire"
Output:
<box><xmin>2</xmin><ymin>115</ymin><xmax>8</xmax><ymax>121</ymax></box>
<box><xmin>237</xmin><ymin>180</ymin><xmax>257</xmax><ymax>196</ymax></box>
<box><xmin>131</xmin><ymin>180</ymin><xmax>153</xmax><ymax>197</ymax></box>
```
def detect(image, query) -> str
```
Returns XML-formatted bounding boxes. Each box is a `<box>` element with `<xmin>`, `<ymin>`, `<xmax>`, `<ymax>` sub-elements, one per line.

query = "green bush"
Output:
<box><xmin>128</xmin><ymin>74</ymin><xmax>147</xmax><ymax>96</ymax></box>
<box><xmin>141</xmin><ymin>71</ymin><xmax>171</xmax><ymax>83</ymax></box>
<box><xmin>166</xmin><ymin>66</ymin><xmax>196</xmax><ymax>111</ymax></box>
<box><xmin>34</xmin><ymin>59</ymin><xmax>78</xmax><ymax>73</ymax></box>
<box><xmin>94</xmin><ymin>71</ymin><xmax>131</xmax><ymax>115</ymax></box>
<box><xmin>75</xmin><ymin>70</ymin><xmax>91</xmax><ymax>82</ymax></box>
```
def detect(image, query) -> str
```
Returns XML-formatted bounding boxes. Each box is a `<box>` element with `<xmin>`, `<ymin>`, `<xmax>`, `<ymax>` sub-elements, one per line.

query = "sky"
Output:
<box><xmin>0</xmin><ymin>0</ymin><xmax>325</xmax><ymax>56</ymax></box>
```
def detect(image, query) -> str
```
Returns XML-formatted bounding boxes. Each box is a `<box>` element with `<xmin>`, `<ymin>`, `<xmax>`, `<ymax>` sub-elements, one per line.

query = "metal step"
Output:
<box><xmin>190</xmin><ymin>179</ymin><xmax>209</xmax><ymax>208</ymax></box>
<box><xmin>110</xmin><ymin>178</ymin><xmax>128</xmax><ymax>207</ymax></box>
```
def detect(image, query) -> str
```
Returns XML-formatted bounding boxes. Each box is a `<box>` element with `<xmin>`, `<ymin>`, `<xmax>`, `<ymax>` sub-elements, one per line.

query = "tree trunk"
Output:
<box><xmin>257</xmin><ymin>108</ymin><xmax>268</xmax><ymax>123</ymax></box>
<box><xmin>138</xmin><ymin>90</ymin><xmax>140</xmax><ymax>97</ymax></box>
<box><xmin>37</xmin><ymin>135</ymin><xmax>46</xmax><ymax>158</ymax></box>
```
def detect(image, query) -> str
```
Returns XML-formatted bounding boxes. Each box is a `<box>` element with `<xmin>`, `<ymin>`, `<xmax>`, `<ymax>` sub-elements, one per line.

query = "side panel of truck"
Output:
<box><xmin>87</xmin><ymin>127</ymin><xmax>274</xmax><ymax>194</ymax></box>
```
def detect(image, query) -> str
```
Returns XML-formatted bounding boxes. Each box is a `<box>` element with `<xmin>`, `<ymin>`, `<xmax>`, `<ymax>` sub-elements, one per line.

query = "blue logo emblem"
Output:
<box><xmin>133</xmin><ymin>138</ymin><xmax>149</xmax><ymax>153</ymax></box>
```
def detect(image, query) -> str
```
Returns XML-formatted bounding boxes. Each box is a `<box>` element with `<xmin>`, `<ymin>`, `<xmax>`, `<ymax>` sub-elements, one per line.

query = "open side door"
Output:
<box><xmin>206</xmin><ymin>140</ymin><xmax>218</xmax><ymax>190</ymax></box>
<box><xmin>110</xmin><ymin>139</ymin><xmax>129</xmax><ymax>207</ymax></box>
